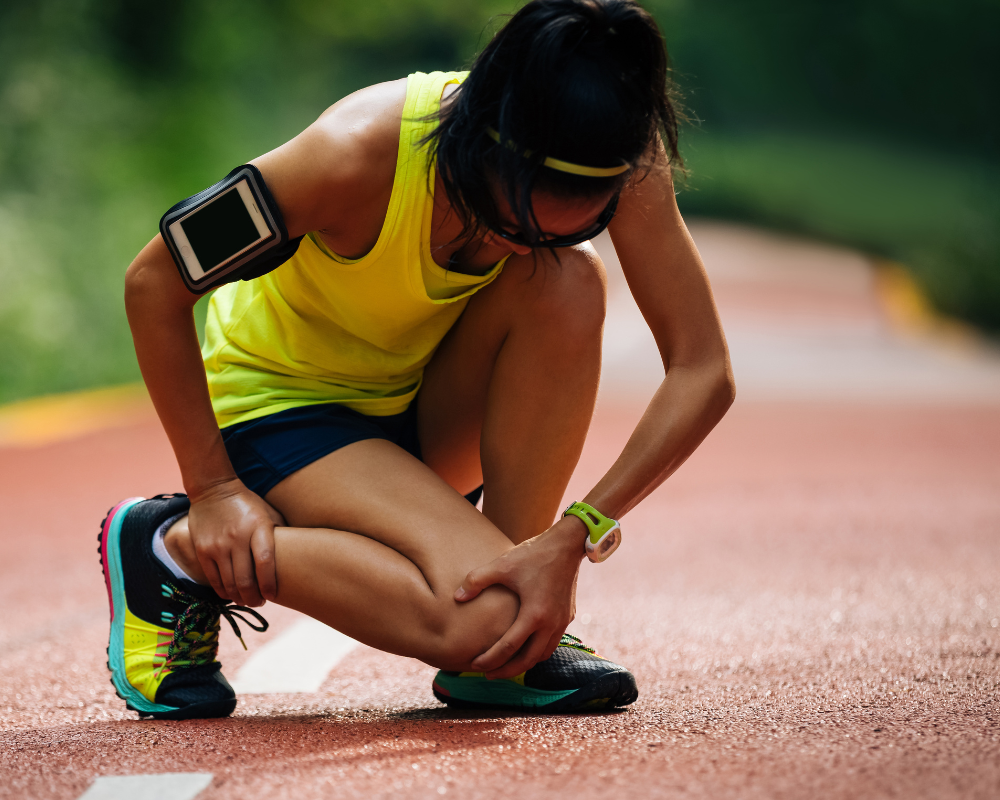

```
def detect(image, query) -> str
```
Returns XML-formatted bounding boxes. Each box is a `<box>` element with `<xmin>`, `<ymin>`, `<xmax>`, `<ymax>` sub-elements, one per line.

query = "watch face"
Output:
<box><xmin>586</xmin><ymin>524</ymin><xmax>621</xmax><ymax>563</ymax></box>
<box><xmin>596</xmin><ymin>530</ymin><xmax>620</xmax><ymax>557</ymax></box>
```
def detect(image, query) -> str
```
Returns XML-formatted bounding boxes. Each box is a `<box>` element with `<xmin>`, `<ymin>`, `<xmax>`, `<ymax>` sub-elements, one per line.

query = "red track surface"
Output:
<box><xmin>2</xmin><ymin>398</ymin><xmax>999</xmax><ymax>799</ymax></box>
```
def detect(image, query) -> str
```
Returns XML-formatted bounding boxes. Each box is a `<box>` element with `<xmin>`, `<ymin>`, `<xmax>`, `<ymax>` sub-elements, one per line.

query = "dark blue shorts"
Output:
<box><xmin>221</xmin><ymin>401</ymin><xmax>483</xmax><ymax>505</ymax></box>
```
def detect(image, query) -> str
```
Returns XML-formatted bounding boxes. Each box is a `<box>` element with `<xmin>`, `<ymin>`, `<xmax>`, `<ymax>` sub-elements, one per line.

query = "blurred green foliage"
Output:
<box><xmin>664</xmin><ymin>0</ymin><xmax>1000</xmax><ymax>336</ymax></box>
<box><xmin>0</xmin><ymin>0</ymin><xmax>997</xmax><ymax>402</ymax></box>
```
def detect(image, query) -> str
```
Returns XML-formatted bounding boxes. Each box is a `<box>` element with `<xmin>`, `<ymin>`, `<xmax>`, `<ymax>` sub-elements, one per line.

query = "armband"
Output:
<box><xmin>159</xmin><ymin>164</ymin><xmax>303</xmax><ymax>294</ymax></box>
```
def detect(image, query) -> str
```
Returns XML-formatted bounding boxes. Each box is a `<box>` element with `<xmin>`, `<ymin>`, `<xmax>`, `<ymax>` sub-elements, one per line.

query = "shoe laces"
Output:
<box><xmin>559</xmin><ymin>633</ymin><xmax>598</xmax><ymax>655</ymax></box>
<box><xmin>154</xmin><ymin>581</ymin><xmax>268</xmax><ymax>677</ymax></box>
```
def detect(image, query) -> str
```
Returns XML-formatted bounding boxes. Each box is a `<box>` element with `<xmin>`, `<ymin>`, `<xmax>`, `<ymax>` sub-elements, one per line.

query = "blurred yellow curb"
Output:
<box><xmin>873</xmin><ymin>260</ymin><xmax>980</xmax><ymax>348</ymax></box>
<box><xmin>0</xmin><ymin>383</ymin><xmax>154</xmax><ymax>448</ymax></box>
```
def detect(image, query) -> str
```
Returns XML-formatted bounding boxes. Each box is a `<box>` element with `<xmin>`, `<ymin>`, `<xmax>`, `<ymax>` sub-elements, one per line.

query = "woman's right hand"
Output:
<box><xmin>187</xmin><ymin>479</ymin><xmax>286</xmax><ymax>608</ymax></box>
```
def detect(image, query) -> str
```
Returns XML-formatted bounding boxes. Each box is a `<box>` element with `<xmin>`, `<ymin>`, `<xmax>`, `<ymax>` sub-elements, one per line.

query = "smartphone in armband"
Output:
<box><xmin>160</xmin><ymin>164</ymin><xmax>301</xmax><ymax>294</ymax></box>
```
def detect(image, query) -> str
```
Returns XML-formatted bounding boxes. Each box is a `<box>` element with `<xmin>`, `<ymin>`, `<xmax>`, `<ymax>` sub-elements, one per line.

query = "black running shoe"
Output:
<box><xmin>99</xmin><ymin>494</ymin><xmax>267</xmax><ymax>719</ymax></box>
<box><xmin>432</xmin><ymin>634</ymin><xmax>638</xmax><ymax>712</ymax></box>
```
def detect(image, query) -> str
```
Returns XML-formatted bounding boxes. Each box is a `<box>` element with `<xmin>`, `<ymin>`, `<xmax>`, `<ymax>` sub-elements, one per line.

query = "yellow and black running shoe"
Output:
<box><xmin>432</xmin><ymin>634</ymin><xmax>638</xmax><ymax>713</ymax></box>
<box><xmin>99</xmin><ymin>494</ymin><xmax>267</xmax><ymax>719</ymax></box>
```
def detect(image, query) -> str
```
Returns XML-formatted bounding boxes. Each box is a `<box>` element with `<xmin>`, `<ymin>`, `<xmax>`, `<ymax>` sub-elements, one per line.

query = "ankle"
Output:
<box><xmin>163</xmin><ymin>517</ymin><xmax>209</xmax><ymax>584</ymax></box>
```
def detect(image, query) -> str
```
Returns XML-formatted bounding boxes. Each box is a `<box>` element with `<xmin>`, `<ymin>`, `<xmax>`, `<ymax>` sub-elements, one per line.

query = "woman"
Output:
<box><xmin>102</xmin><ymin>0</ymin><xmax>734</xmax><ymax>719</ymax></box>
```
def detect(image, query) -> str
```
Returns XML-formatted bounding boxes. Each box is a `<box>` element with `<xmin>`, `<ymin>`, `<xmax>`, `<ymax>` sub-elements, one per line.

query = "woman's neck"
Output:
<box><xmin>429</xmin><ymin>169</ymin><xmax>509</xmax><ymax>275</ymax></box>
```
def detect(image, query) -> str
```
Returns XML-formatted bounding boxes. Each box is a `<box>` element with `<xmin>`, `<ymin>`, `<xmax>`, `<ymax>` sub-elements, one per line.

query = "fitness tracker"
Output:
<box><xmin>563</xmin><ymin>501</ymin><xmax>622</xmax><ymax>563</ymax></box>
<box><xmin>160</xmin><ymin>164</ymin><xmax>303</xmax><ymax>294</ymax></box>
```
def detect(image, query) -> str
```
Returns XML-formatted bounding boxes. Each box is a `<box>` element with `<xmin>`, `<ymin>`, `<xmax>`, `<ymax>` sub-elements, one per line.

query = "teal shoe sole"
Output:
<box><xmin>432</xmin><ymin>669</ymin><xmax>638</xmax><ymax>713</ymax></box>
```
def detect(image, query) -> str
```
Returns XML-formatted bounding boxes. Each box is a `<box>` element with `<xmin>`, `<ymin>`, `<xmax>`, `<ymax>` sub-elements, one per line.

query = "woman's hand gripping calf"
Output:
<box><xmin>454</xmin><ymin>515</ymin><xmax>587</xmax><ymax>679</ymax></box>
<box><xmin>187</xmin><ymin>479</ymin><xmax>286</xmax><ymax>608</ymax></box>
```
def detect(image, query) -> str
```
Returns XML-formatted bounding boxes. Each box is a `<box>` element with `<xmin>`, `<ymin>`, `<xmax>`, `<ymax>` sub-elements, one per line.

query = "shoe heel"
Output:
<box><xmin>98</xmin><ymin>497</ymin><xmax>145</xmax><ymax>622</ymax></box>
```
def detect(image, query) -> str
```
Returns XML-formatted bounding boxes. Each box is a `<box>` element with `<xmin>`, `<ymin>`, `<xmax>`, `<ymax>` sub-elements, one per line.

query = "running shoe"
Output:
<box><xmin>99</xmin><ymin>494</ymin><xmax>268</xmax><ymax>719</ymax></box>
<box><xmin>432</xmin><ymin>634</ymin><xmax>638</xmax><ymax>712</ymax></box>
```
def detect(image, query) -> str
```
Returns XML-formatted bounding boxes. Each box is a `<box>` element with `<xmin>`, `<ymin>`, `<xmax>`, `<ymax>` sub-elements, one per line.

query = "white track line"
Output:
<box><xmin>230</xmin><ymin>616</ymin><xmax>359</xmax><ymax>693</ymax></box>
<box><xmin>78</xmin><ymin>773</ymin><xmax>213</xmax><ymax>800</ymax></box>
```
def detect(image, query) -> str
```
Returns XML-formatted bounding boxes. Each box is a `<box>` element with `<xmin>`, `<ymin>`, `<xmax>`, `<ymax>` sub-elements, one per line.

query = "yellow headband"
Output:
<box><xmin>486</xmin><ymin>128</ymin><xmax>630</xmax><ymax>178</ymax></box>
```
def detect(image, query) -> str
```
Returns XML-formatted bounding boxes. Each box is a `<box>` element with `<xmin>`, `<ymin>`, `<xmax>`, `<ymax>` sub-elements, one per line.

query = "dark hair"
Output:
<box><xmin>424</xmin><ymin>0</ymin><xmax>683</xmax><ymax>244</ymax></box>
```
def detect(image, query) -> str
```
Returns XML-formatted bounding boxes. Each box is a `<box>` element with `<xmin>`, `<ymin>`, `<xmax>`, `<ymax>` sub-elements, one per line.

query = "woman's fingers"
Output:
<box><xmin>469</xmin><ymin>613</ymin><xmax>534</xmax><ymax>672</ymax></box>
<box><xmin>455</xmin><ymin>559</ymin><xmax>506</xmax><ymax>602</ymax></box>
<box><xmin>199</xmin><ymin>558</ymin><xmax>228</xmax><ymax>600</ymax></box>
<box><xmin>209</xmin><ymin>555</ymin><xmax>238</xmax><ymax>602</ymax></box>
<box><xmin>484</xmin><ymin>629</ymin><xmax>557</xmax><ymax>680</ymax></box>
<box><xmin>187</xmin><ymin>485</ymin><xmax>284</xmax><ymax>605</ymax></box>
<box><xmin>231</xmin><ymin>545</ymin><xmax>264</xmax><ymax>607</ymax></box>
<box><xmin>250</xmin><ymin>524</ymin><xmax>277</xmax><ymax>602</ymax></box>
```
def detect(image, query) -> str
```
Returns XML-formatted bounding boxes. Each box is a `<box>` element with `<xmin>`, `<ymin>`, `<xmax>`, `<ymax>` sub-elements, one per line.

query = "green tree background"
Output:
<box><xmin>0</xmin><ymin>0</ymin><xmax>997</xmax><ymax>403</ymax></box>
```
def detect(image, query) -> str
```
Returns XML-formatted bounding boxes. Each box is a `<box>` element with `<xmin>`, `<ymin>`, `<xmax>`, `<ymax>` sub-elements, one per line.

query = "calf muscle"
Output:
<box><xmin>254</xmin><ymin>439</ymin><xmax>519</xmax><ymax>668</ymax></box>
<box><xmin>270</xmin><ymin>524</ymin><xmax>518</xmax><ymax>668</ymax></box>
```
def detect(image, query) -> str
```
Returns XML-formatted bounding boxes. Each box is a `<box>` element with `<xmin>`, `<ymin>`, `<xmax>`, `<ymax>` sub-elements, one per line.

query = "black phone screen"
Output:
<box><xmin>181</xmin><ymin>183</ymin><xmax>265</xmax><ymax>272</ymax></box>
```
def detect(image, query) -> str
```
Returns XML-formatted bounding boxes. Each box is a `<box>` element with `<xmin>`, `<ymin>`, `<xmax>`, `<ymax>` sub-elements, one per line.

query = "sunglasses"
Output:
<box><xmin>486</xmin><ymin>193</ymin><xmax>619</xmax><ymax>249</ymax></box>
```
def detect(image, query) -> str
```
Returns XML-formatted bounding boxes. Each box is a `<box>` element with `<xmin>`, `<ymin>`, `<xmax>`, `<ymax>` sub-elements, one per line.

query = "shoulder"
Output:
<box><xmin>250</xmin><ymin>78</ymin><xmax>409</xmax><ymax>236</ymax></box>
<box><xmin>311</xmin><ymin>78</ymin><xmax>409</xmax><ymax>181</ymax></box>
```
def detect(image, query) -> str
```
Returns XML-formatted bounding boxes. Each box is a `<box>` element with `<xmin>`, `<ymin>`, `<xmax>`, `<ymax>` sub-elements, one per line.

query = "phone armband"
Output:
<box><xmin>159</xmin><ymin>164</ymin><xmax>303</xmax><ymax>294</ymax></box>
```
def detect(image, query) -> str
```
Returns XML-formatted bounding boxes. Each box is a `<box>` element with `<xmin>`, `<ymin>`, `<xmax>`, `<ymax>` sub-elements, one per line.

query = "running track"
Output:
<box><xmin>2</xmin><ymin>223</ymin><xmax>999</xmax><ymax>799</ymax></box>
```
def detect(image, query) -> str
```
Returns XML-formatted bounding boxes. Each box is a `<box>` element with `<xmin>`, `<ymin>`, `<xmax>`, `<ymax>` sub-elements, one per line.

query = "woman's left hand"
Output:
<box><xmin>454</xmin><ymin>515</ymin><xmax>587</xmax><ymax>679</ymax></box>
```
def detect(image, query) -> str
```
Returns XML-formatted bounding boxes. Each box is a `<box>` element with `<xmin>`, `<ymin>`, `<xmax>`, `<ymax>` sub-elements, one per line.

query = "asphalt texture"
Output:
<box><xmin>1</xmin><ymin>222</ymin><xmax>999</xmax><ymax>799</ymax></box>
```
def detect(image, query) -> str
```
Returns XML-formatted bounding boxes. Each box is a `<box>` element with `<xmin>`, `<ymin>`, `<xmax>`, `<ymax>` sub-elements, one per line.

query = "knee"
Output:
<box><xmin>420</xmin><ymin>585</ymin><xmax>520</xmax><ymax>671</ymax></box>
<box><xmin>526</xmin><ymin>244</ymin><xmax>607</xmax><ymax>345</ymax></box>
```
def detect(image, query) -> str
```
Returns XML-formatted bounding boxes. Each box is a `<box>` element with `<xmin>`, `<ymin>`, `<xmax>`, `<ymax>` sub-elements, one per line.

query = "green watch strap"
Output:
<box><xmin>563</xmin><ymin>501</ymin><xmax>618</xmax><ymax>545</ymax></box>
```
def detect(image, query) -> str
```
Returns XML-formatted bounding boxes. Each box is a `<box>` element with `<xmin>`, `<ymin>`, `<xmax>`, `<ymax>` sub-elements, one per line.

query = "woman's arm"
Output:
<box><xmin>125</xmin><ymin>80</ymin><xmax>407</xmax><ymax>606</ymax></box>
<box><xmin>453</xmin><ymin>155</ymin><xmax>734</xmax><ymax>679</ymax></box>
<box><xmin>588</xmin><ymin>160</ymin><xmax>736</xmax><ymax>518</ymax></box>
<box><xmin>125</xmin><ymin>236</ymin><xmax>285</xmax><ymax>607</ymax></box>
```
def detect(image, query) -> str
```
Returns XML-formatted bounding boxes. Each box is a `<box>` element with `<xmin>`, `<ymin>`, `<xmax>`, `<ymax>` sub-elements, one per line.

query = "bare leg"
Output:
<box><xmin>419</xmin><ymin>244</ymin><xmax>607</xmax><ymax>542</ymax></box>
<box><xmin>164</xmin><ymin>245</ymin><xmax>607</xmax><ymax>666</ymax></box>
<box><xmin>166</xmin><ymin>440</ymin><xmax>519</xmax><ymax>671</ymax></box>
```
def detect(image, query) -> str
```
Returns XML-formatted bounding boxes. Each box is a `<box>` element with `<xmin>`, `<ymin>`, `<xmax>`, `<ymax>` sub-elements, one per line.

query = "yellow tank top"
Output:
<box><xmin>202</xmin><ymin>71</ymin><xmax>507</xmax><ymax>429</ymax></box>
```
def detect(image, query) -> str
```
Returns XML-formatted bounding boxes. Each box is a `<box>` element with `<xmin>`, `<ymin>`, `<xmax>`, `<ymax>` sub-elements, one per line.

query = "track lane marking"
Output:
<box><xmin>0</xmin><ymin>384</ymin><xmax>152</xmax><ymax>448</ymax></box>
<box><xmin>230</xmin><ymin>617</ymin><xmax>359</xmax><ymax>694</ymax></box>
<box><xmin>77</xmin><ymin>773</ymin><xmax>213</xmax><ymax>800</ymax></box>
